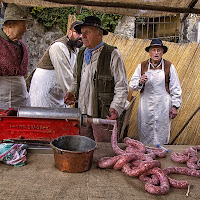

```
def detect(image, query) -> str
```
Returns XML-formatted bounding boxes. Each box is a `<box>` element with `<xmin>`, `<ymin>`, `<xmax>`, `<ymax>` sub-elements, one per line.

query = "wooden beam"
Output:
<box><xmin>43</xmin><ymin>0</ymin><xmax>200</xmax><ymax>14</ymax></box>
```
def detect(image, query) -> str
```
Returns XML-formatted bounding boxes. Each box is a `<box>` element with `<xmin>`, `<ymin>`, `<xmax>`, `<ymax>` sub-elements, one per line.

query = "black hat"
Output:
<box><xmin>145</xmin><ymin>38</ymin><xmax>168</xmax><ymax>54</ymax></box>
<box><xmin>74</xmin><ymin>16</ymin><xmax>108</xmax><ymax>35</ymax></box>
<box><xmin>70</xmin><ymin>21</ymin><xmax>83</xmax><ymax>33</ymax></box>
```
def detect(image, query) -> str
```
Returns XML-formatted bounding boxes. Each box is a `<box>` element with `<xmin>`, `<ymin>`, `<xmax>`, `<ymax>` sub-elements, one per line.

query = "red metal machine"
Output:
<box><xmin>0</xmin><ymin>107</ymin><xmax>85</xmax><ymax>143</ymax></box>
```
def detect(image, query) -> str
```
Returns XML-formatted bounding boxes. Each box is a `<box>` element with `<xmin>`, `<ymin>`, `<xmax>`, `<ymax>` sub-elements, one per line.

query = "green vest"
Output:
<box><xmin>76</xmin><ymin>43</ymin><xmax>116</xmax><ymax>118</ymax></box>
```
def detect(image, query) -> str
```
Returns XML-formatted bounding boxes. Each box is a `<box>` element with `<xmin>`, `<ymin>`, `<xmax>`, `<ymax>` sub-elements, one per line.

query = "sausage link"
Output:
<box><xmin>145</xmin><ymin>167</ymin><xmax>170</xmax><ymax>195</ymax></box>
<box><xmin>167</xmin><ymin>177</ymin><xmax>189</xmax><ymax>189</ymax></box>
<box><xmin>113</xmin><ymin>154</ymin><xmax>137</xmax><ymax>170</ymax></box>
<box><xmin>135</xmin><ymin>153</ymin><xmax>155</xmax><ymax>161</ymax></box>
<box><xmin>163</xmin><ymin>167</ymin><xmax>200</xmax><ymax>177</ymax></box>
<box><xmin>98</xmin><ymin>155</ymin><xmax>121</xmax><ymax>168</ymax></box>
<box><xmin>124</xmin><ymin>137</ymin><xmax>146</xmax><ymax>153</ymax></box>
<box><xmin>122</xmin><ymin>160</ymin><xmax>161</xmax><ymax>177</ymax></box>
<box><xmin>186</xmin><ymin>156</ymin><xmax>200</xmax><ymax>169</ymax></box>
<box><xmin>183</xmin><ymin>146</ymin><xmax>197</xmax><ymax>157</ymax></box>
<box><xmin>162</xmin><ymin>167</ymin><xmax>200</xmax><ymax>189</ymax></box>
<box><xmin>111</xmin><ymin>122</ymin><xmax>126</xmax><ymax>155</ymax></box>
<box><xmin>171</xmin><ymin>152</ymin><xmax>189</xmax><ymax>163</ymax></box>
<box><xmin>130</xmin><ymin>160</ymin><xmax>143</xmax><ymax>167</ymax></box>
<box><xmin>146</xmin><ymin>147</ymin><xmax>167</xmax><ymax>158</ymax></box>
<box><xmin>125</xmin><ymin>146</ymin><xmax>143</xmax><ymax>154</ymax></box>
<box><xmin>139</xmin><ymin>172</ymin><xmax>160</xmax><ymax>185</ymax></box>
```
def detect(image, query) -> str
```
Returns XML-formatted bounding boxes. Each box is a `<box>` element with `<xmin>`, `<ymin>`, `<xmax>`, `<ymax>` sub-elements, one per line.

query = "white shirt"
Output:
<box><xmin>30</xmin><ymin>41</ymin><xmax>77</xmax><ymax>107</ymax></box>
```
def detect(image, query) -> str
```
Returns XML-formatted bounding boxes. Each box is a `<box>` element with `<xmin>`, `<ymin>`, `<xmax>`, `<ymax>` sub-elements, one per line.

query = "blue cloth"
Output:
<box><xmin>84</xmin><ymin>41</ymin><xmax>104</xmax><ymax>65</ymax></box>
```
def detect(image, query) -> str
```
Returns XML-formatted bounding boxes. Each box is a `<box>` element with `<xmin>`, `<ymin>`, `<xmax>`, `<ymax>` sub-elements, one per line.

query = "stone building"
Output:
<box><xmin>114</xmin><ymin>14</ymin><xmax>200</xmax><ymax>44</ymax></box>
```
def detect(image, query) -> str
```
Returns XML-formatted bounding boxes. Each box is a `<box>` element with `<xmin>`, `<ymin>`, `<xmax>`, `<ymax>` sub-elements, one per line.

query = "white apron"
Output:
<box><xmin>0</xmin><ymin>76</ymin><xmax>30</xmax><ymax>109</ymax></box>
<box><xmin>137</xmin><ymin>61</ymin><xmax>172</xmax><ymax>145</ymax></box>
<box><xmin>29</xmin><ymin>68</ymin><xmax>69</xmax><ymax>108</ymax></box>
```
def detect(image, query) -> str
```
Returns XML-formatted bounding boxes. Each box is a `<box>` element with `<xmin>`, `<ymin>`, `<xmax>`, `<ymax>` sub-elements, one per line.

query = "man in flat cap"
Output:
<box><xmin>129</xmin><ymin>38</ymin><xmax>182</xmax><ymax>145</ymax></box>
<box><xmin>0</xmin><ymin>3</ymin><xmax>30</xmax><ymax>108</ymax></box>
<box><xmin>29</xmin><ymin>21</ymin><xmax>83</xmax><ymax>107</ymax></box>
<box><xmin>64</xmin><ymin>16</ymin><xmax>128</xmax><ymax>142</ymax></box>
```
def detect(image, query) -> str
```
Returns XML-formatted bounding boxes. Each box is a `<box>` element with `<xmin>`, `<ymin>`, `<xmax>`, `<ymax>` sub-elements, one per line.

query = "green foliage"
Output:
<box><xmin>29</xmin><ymin>7</ymin><xmax>122</xmax><ymax>33</ymax></box>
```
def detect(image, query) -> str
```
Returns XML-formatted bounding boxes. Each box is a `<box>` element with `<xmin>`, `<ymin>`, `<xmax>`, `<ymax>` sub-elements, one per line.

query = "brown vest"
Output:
<box><xmin>140</xmin><ymin>59</ymin><xmax>171</xmax><ymax>93</ymax></box>
<box><xmin>37</xmin><ymin>36</ymin><xmax>71</xmax><ymax>70</ymax></box>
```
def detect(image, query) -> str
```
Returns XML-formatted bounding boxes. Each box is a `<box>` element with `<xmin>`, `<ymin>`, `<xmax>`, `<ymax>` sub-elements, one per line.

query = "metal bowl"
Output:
<box><xmin>50</xmin><ymin>135</ymin><xmax>96</xmax><ymax>173</ymax></box>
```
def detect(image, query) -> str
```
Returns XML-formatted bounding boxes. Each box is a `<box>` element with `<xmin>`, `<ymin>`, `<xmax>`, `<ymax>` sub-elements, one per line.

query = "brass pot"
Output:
<box><xmin>50</xmin><ymin>135</ymin><xmax>96</xmax><ymax>173</ymax></box>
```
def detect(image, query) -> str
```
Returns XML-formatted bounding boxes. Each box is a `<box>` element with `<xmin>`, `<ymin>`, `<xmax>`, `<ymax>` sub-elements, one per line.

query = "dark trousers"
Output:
<box><xmin>80</xmin><ymin>123</ymin><xmax>114</xmax><ymax>142</ymax></box>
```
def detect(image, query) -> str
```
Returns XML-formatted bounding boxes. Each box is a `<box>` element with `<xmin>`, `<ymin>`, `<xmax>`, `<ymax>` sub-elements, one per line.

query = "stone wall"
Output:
<box><xmin>114</xmin><ymin>16</ymin><xmax>135</xmax><ymax>38</ymax></box>
<box><xmin>179</xmin><ymin>14</ymin><xmax>200</xmax><ymax>43</ymax></box>
<box><xmin>22</xmin><ymin>19</ymin><xmax>64</xmax><ymax>75</ymax></box>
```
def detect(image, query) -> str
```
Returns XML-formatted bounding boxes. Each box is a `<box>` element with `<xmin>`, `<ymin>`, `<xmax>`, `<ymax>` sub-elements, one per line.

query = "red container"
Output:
<box><xmin>0</xmin><ymin>108</ymin><xmax>79</xmax><ymax>142</ymax></box>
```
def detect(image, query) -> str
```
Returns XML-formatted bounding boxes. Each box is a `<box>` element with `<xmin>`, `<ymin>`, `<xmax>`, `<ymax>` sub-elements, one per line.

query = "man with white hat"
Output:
<box><xmin>0</xmin><ymin>3</ymin><xmax>30</xmax><ymax>108</ymax></box>
<box><xmin>129</xmin><ymin>38</ymin><xmax>182</xmax><ymax>145</ymax></box>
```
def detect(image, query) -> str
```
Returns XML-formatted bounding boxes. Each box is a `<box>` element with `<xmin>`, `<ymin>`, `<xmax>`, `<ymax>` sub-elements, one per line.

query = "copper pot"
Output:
<box><xmin>50</xmin><ymin>135</ymin><xmax>96</xmax><ymax>173</ymax></box>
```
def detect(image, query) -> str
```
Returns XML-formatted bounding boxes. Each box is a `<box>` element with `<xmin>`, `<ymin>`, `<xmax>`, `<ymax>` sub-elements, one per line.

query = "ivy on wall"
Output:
<box><xmin>29</xmin><ymin>7</ymin><xmax>122</xmax><ymax>33</ymax></box>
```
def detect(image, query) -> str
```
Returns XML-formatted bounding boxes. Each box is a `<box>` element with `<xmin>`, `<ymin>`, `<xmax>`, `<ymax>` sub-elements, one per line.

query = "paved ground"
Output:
<box><xmin>0</xmin><ymin>143</ymin><xmax>199</xmax><ymax>200</ymax></box>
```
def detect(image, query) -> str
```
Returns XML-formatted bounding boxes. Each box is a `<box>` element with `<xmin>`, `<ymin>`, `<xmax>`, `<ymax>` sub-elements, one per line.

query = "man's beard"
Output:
<box><xmin>68</xmin><ymin>37</ymin><xmax>83</xmax><ymax>48</ymax></box>
<box><xmin>74</xmin><ymin>39</ymin><xmax>83</xmax><ymax>48</ymax></box>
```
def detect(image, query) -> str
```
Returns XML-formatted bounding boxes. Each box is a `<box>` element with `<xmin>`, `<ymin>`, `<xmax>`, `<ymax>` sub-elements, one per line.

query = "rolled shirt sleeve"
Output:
<box><xmin>49</xmin><ymin>42</ymin><xmax>75</xmax><ymax>94</ymax></box>
<box><xmin>169</xmin><ymin>64</ymin><xmax>182</xmax><ymax>108</ymax></box>
<box><xmin>129</xmin><ymin>64</ymin><xmax>144</xmax><ymax>91</ymax></box>
<box><xmin>110</xmin><ymin>49</ymin><xmax>128</xmax><ymax>116</ymax></box>
<box><xmin>68</xmin><ymin>61</ymin><xmax>78</xmax><ymax>96</ymax></box>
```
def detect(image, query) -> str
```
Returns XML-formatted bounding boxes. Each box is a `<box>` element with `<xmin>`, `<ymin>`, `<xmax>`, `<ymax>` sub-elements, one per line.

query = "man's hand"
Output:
<box><xmin>139</xmin><ymin>74</ymin><xmax>148</xmax><ymax>85</ymax></box>
<box><xmin>64</xmin><ymin>92</ymin><xmax>75</xmax><ymax>105</ymax></box>
<box><xmin>107</xmin><ymin>108</ymin><xmax>118</xmax><ymax>120</ymax></box>
<box><xmin>169</xmin><ymin>107</ymin><xmax>178</xmax><ymax>119</ymax></box>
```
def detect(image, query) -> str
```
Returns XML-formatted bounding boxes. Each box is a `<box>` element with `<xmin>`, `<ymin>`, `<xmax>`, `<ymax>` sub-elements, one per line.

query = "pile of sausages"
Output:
<box><xmin>171</xmin><ymin>145</ymin><xmax>200</xmax><ymax>169</ymax></box>
<box><xmin>97</xmin><ymin>121</ymin><xmax>200</xmax><ymax>195</ymax></box>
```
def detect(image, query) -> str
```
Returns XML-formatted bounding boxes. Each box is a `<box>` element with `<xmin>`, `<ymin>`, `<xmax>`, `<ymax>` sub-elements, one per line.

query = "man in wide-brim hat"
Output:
<box><xmin>64</xmin><ymin>16</ymin><xmax>128</xmax><ymax>142</ymax></box>
<box><xmin>0</xmin><ymin>3</ymin><xmax>31</xmax><ymax>108</ymax></box>
<box><xmin>74</xmin><ymin>16</ymin><xmax>108</xmax><ymax>36</ymax></box>
<box><xmin>128</xmin><ymin>38</ymin><xmax>182</xmax><ymax>145</ymax></box>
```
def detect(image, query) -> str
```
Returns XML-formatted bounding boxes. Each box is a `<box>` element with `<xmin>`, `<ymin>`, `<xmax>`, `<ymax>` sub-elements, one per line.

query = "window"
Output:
<box><xmin>135</xmin><ymin>15</ymin><xmax>180</xmax><ymax>43</ymax></box>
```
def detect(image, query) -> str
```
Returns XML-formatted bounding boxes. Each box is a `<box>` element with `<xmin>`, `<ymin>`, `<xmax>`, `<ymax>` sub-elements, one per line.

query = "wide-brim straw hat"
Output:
<box><xmin>145</xmin><ymin>38</ymin><xmax>168</xmax><ymax>54</ymax></box>
<box><xmin>74</xmin><ymin>16</ymin><xmax>108</xmax><ymax>35</ymax></box>
<box><xmin>1</xmin><ymin>3</ymin><xmax>30</xmax><ymax>25</ymax></box>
